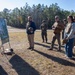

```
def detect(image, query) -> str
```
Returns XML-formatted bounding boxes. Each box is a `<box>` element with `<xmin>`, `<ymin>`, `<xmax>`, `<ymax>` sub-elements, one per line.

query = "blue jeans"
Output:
<box><xmin>65</xmin><ymin>38</ymin><xmax>74</xmax><ymax>57</ymax></box>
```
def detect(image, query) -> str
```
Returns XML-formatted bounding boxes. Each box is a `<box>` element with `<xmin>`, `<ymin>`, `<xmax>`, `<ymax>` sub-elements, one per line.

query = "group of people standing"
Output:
<box><xmin>26</xmin><ymin>15</ymin><xmax>75</xmax><ymax>59</ymax></box>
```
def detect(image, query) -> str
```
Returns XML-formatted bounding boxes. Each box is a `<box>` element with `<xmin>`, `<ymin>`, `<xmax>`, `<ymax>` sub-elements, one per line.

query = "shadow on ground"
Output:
<box><xmin>34</xmin><ymin>49</ymin><xmax>75</xmax><ymax>67</ymax></box>
<box><xmin>0</xmin><ymin>65</ymin><xmax>8</xmax><ymax>75</ymax></box>
<box><xmin>9</xmin><ymin>54</ymin><xmax>40</xmax><ymax>75</ymax></box>
<box><xmin>34</xmin><ymin>42</ymin><xmax>65</xmax><ymax>54</ymax></box>
<box><xmin>35</xmin><ymin>42</ymin><xmax>58</xmax><ymax>49</ymax></box>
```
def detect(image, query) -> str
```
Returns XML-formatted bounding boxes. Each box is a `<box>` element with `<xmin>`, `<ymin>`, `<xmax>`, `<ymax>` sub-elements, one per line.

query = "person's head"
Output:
<box><xmin>55</xmin><ymin>15</ymin><xmax>59</xmax><ymax>22</ymax></box>
<box><xmin>63</xmin><ymin>19</ymin><xmax>66</xmax><ymax>22</ymax></box>
<box><xmin>42</xmin><ymin>20</ymin><xmax>46</xmax><ymax>23</ymax></box>
<box><xmin>67</xmin><ymin>15</ymin><xmax>74</xmax><ymax>23</ymax></box>
<box><xmin>28</xmin><ymin>16</ymin><xmax>32</xmax><ymax>21</ymax></box>
<box><xmin>63</xmin><ymin>19</ymin><xmax>67</xmax><ymax>24</ymax></box>
<box><xmin>73</xmin><ymin>16</ymin><xmax>75</xmax><ymax>22</ymax></box>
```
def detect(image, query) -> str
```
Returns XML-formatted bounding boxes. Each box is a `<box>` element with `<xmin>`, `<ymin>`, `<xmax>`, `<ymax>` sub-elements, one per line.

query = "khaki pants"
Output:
<box><xmin>27</xmin><ymin>34</ymin><xmax>34</xmax><ymax>48</ymax></box>
<box><xmin>50</xmin><ymin>33</ymin><xmax>61</xmax><ymax>50</ymax></box>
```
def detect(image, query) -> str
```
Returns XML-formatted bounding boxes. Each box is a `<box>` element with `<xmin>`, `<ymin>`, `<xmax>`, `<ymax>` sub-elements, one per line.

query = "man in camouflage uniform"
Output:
<box><xmin>40</xmin><ymin>20</ymin><xmax>48</xmax><ymax>43</ymax></box>
<box><xmin>49</xmin><ymin>16</ymin><xmax>64</xmax><ymax>51</ymax></box>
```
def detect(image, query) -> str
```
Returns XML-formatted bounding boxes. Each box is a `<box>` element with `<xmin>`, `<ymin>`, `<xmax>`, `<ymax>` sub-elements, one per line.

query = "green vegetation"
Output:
<box><xmin>0</xmin><ymin>3</ymin><xmax>75</xmax><ymax>29</ymax></box>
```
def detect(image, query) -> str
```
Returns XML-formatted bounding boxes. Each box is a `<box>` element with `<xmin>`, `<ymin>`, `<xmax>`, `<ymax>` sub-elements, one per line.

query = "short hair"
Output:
<box><xmin>28</xmin><ymin>16</ymin><xmax>32</xmax><ymax>19</ymax></box>
<box><xmin>42</xmin><ymin>20</ymin><xmax>46</xmax><ymax>23</ymax></box>
<box><xmin>73</xmin><ymin>16</ymin><xmax>75</xmax><ymax>19</ymax></box>
<box><xmin>63</xmin><ymin>19</ymin><xmax>66</xmax><ymax>21</ymax></box>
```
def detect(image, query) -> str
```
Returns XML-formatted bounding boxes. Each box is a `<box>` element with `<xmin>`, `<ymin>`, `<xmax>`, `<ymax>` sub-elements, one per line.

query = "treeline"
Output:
<box><xmin>0</xmin><ymin>3</ymin><xmax>75</xmax><ymax>29</ymax></box>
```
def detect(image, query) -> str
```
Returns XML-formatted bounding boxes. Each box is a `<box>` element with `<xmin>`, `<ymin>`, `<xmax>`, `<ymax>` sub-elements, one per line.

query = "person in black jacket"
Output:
<box><xmin>26</xmin><ymin>16</ymin><xmax>36</xmax><ymax>50</ymax></box>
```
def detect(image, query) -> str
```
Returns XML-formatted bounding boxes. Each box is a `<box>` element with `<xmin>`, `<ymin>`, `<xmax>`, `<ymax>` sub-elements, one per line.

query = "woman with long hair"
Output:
<box><xmin>64</xmin><ymin>15</ymin><xmax>75</xmax><ymax>58</ymax></box>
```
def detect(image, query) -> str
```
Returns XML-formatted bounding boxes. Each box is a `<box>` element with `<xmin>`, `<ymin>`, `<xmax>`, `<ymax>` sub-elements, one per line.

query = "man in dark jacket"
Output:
<box><xmin>26</xmin><ymin>16</ymin><xmax>36</xmax><ymax>50</ymax></box>
<box><xmin>40</xmin><ymin>20</ymin><xmax>48</xmax><ymax>43</ymax></box>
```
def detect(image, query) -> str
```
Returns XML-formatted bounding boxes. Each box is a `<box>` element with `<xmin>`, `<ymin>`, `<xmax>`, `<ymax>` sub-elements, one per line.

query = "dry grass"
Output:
<box><xmin>0</xmin><ymin>30</ymin><xmax>75</xmax><ymax>75</ymax></box>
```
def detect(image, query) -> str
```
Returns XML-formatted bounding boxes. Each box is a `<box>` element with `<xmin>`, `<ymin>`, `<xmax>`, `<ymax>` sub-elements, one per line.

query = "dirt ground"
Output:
<box><xmin>0</xmin><ymin>29</ymin><xmax>75</xmax><ymax>75</ymax></box>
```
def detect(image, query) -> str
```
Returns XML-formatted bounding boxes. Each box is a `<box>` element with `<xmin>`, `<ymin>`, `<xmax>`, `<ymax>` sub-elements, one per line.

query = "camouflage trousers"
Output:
<box><xmin>41</xmin><ymin>32</ymin><xmax>47</xmax><ymax>42</ymax></box>
<box><xmin>50</xmin><ymin>33</ymin><xmax>61</xmax><ymax>50</ymax></box>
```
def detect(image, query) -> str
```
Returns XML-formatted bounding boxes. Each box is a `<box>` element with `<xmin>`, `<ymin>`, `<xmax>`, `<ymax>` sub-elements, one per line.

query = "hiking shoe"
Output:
<box><xmin>27</xmin><ymin>47</ymin><xmax>31</xmax><ymax>49</ymax></box>
<box><xmin>57</xmin><ymin>49</ymin><xmax>61</xmax><ymax>51</ymax></box>
<box><xmin>31</xmin><ymin>47</ymin><xmax>34</xmax><ymax>51</ymax></box>
<box><xmin>48</xmin><ymin>48</ymin><xmax>53</xmax><ymax>50</ymax></box>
